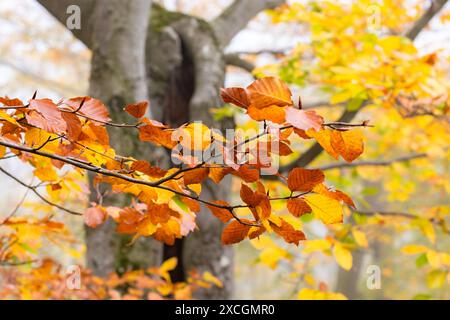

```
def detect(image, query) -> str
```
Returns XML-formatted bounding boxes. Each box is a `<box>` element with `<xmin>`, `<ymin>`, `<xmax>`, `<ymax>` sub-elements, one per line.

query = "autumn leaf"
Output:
<box><xmin>131</xmin><ymin>160</ymin><xmax>167</xmax><ymax>178</ymax></box>
<box><xmin>307</xmin><ymin>129</ymin><xmax>339</xmax><ymax>159</ymax></box>
<box><xmin>124</xmin><ymin>101</ymin><xmax>149</xmax><ymax>118</ymax></box>
<box><xmin>285</xmin><ymin>107</ymin><xmax>323</xmax><ymax>131</ymax></box>
<box><xmin>333</xmin><ymin>242</ymin><xmax>353</xmax><ymax>270</ymax></box>
<box><xmin>220</xmin><ymin>87</ymin><xmax>250</xmax><ymax>108</ymax></box>
<box><xmin>247</xmin><ymin>77</ymin><xmax>293</xmax><ymax>108</ymax></box>
<box><xmin>234</xmin><ymin>164</ymin><xmax>259</xmax><ymax>183</ymax></box>
<box><xmin>138</xmin><ymin>118</ymin><xmax>177</xmax><ymax>148</ymax></box>
<box><xmin>270</xmin><ymin>219</ymin><xmax>306</xmax><ymax>245</ymax></box>
<box><xmin>183</xmin><ymin>167</ymin><xmax>210</xmax><ymax>185</ymax></box>
<box><xmin>305</xmin><ymin>194</ymin><xmax>343</xmax><ymax>224</ymax></box>
<box><xmin>287</xmin><ymin>198</ymin><xmax>312</xmax><ymax>217</ymax></box>
<box><xmin>206</xmin><ymin>201</ymin><xmax>234</xmax><ymax>223</ymax></box>
<box><xmin>221</xmin><ymin>220</ymin><xmax>251</xmax><ymax>245</ymax></box>
<box><xmin>26</xmin><ymin>99</ymin><xmax>67</xmax><ymax>134</ymax></box>
<box><xmin>330</xmin><ymin>130</ymin><xmax>364</xmax><ymax>162</ymax></box>
<box><xmin>84</xmin><ymin>206</ymin><xmax>107</xmax><ymax>228</ymax></box>
<box><xmin>247</xmin><ymin>105</ymin><xmax>286</xmax><ymax>124</ymax></box>
<box><xmin>64</xmin><ymin>97</ymin><xmax>111</xmax><ymax>124</ymax></box>
<box><xmin>287</xmin><ymin>168</ymin><xmax>325</xmax><ymax>192</ymax></box>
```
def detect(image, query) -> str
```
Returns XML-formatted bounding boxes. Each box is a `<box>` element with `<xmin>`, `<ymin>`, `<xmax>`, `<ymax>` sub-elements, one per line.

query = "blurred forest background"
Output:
<box><xmin>0</xmin><ymin>0</ymin><xmax>449</xmax><ymax>300</ymax></box>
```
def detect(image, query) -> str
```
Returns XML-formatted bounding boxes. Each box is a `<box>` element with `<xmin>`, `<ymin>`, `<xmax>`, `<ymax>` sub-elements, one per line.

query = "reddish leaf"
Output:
<box><xmin>287</xmin><ymin>168</ymin><xmax>325</xmax><ymax>192</ymax></box>
<box><xmin>125</xmin><ymin>101</ymin><xmax>149</xmax><ymax>118</ymax></box>
<box><xmin>138</xmin><ymin>119</ymin><xmax>177</xmax><ymax>148</ymax></box>
<box><xmin>240</xmin><ymin>183</ymin><xmax>265</xmax><ymax>207</ymax></box>
<box><xmin>26</xmin><ymin>99</ymin><xmax>67</xmax><ymax>134</ymax></box>
<box><xmin>221</xmin><ymin>220</ymin><xmax>251</xmax><ymax>245</ymax></box>
<box><xmin>131</xmin><ymin>160</ymin><xmax>167</xmax><ymax>178</ymax></box>
<box><xmin>220</xmin><ymin>87</ymin><xmax>250</xmax><ymax>108</ymax></box>
<box><xmin>271</xmin><ymin>219</ymin><xmax>306</xmax><ymax>245</ymax></box>
<box><xmin>247</xmin><ymin>77</ymin><xmax>293</xmax><ymax>108</ymax></box>
<box><xmin>285</xmin><ymin>107</ymin><xmax>323</xmax><ymax>131</ymax></box>
<box><xmin>234</xmin><ymin>164</ymin><xmax>259</xmax><ymax>183</ymax></box>
<box><xmin>183</xmin><ymin>167</ymin><xmax>210</xmax><ymax>185</ymax></box>
<box><xmin>206</xmin><ymin>200</ymin><xmax>234</xmax><ymax>223</ymax></box>
<box><xmin>64</xmin><ymin>97</ymin><xmax>111</xmax><ymax>124</ymax></box>
<box><xmin>287</xmin><ymin>198</ymin><xmax>312</xmax><ymax>217</ymax></box>
<box><xmin>84</xmin><ymin>206</ymin><xmax>107</xmax><ymax>228</ymax></box>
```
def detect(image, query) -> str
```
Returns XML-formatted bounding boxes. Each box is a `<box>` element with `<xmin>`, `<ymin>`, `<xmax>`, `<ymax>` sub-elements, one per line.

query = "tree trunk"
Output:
<box><xmin>146</xmin><ymin>6</ymin><xmax>233</xmax><ymax>299</ymax></box>
<box><xmin>85</xmin><ymin>0</ymin><xmax>162</xmax><ymax>277</ymax></box>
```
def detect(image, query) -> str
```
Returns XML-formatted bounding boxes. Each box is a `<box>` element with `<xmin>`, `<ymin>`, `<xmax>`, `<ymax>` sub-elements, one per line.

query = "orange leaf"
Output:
<box><xmin>138</xmin><ymin>119</ymin><xmax>177</xmax><ymax>148</ymax></box>
<box><xmin>287</xmin><ymin>168</ymin><xmax>325</xmax><ymax>192</ymax></box>
<box><xmin>64</xmin><ymin>97</ymin><xmax>111</xmax><ymax>124</ymax></box>
<box><xmin>240</xmin><ymin>183</ymin><xmax>264</xmax><ymax>207</ymax></box>
<box><xmin>124</xmin><ymin>101</ymin><xmax>149</xmax><ymax>118</ymax></box>
<box><xmin>221</xmin><ymin>220</ymin><xmax>251</xmax><ymax>245</ymax></box>
<box><xmin>220</xmin><ymin>87</ymin><xmax>250</xmax><ymax>108</ymax></box>
<box><xmin>234</xmin><ymin>164</ymin><xmax>259</xmax><ymax>183</ymax></box>
<box><xmin>247</xmin><ymin>77</ymin><xmax>293</xmax><ymax>108</ymax></box>
<box><xmin>330</xmin><ymin>130</ymin><xmax>364</xmax><ymax>162</ymax></box>
<box><xmin>84</xmin><ymin>206</ymin><xmax>107</xmax><ymax>228</ymax></box>
<box><xmin>287</xmin><ymin>198</ymin><xmax>312</xmax><ymax>217</ymax></box>
<box><xmin>271</xmin><ymin>219</ymin><xmax>306</xmax><ymax>245</ymax></box>
<box><xmin>307</xmin><ymin>129</ymin><xmax>339</xmax><ymax>159</ymax></box>
<box><xmin>206</xmin><ymin>201</ymin><xmax>234</xmax><ymax>223</ymax></box>
<box><xmin>183</xmin><ymin>167</ymin><xmax>210</xmax><ymax>185</ymax></box>
<box><xmin>247</xmin><ymin>105</ymin><xmax>286</xmax><ymax>124</ymax></box>
<box><xmin>26</xmin><ymin>99</ymin><xmax>66</xmax><ymax>134</ymax></box>
<box><xmin>131</xmin><ymin>160</ymin><xmax>167</xmax><ymax>178</ymax></box>
<box><xmin>285</xmin><ymin>107</ymin><xmax>323</xmax><ymax>131</ymax></box>
<box><xmin>209</xmin><ymin>167</ymin><xmax>232</xmax><ymax>184</ymax></box>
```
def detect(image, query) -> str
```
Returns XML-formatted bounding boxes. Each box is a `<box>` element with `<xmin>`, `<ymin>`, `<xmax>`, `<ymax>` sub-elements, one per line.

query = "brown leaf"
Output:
<box><xmin>64</xmin><ymin>97</ymin><xmax>111</xmax><ymax>124</ymax></box>
<box><xmin>124</xmin><ymin>101</ymin><xmax>149</xmax><ymax>118</ymax></box>
<box><xmin>287</xmin><ymin>168</ymin><xmax>325</xmax><ymax>192</ymax></box>
<box><xmin>220</xmin><ymin>87</ymin><xmax>250</xmax><ymax>108</ymax></box>
<box><xmin>138</xmin><ymin>119</ymin><xmax>177</xmax><ymax>148</ymax></box>
<box><xmin>183</xmin><ymin>167</ymin><xmax>210</xmax><ymax>185</ymax></box>
<box><xmin>131</xmin><ymin>160</ymin><xmax>167</xmax><ymax>178</ymax></box>
<box><xmin>287</xmin><ymin>198</ymin><xmax>312</xmax><ymax>217</ymax></box>
<box><xmin>235</xmin><ymin>164</ymin><xmax>259</xmax><ymax>183</ymax></box>
<box><xmin>271</xmin><ymin>219</ymin><xmax>306</xmax><ymax>245</ymax></box>
<box><xmin>247</xmin><ymin>77</ymin><xmax>293</xmax><ymax>108</ymax></box>
<box><xmin>26</xmin><ymin>99</ymin><xmax>67</xmax><ymax>134</ymax></box>
<box><xmin>221</xmin><ymin>220</ymin><xmax>251</xmax><ymax>245</ymax></box>
<box><xmin>206</xmin><ymin>201</ymin><xmax>234</xmax><ymax>223</ymax></box>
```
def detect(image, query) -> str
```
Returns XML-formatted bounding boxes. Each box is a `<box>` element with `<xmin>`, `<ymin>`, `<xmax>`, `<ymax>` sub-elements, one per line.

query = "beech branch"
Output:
<box><xmin>213</xmin><ymin>0</ymin><xmax>286</xmax><ymax>46</ymax></box>
<box><xmin>316</xmin><ymin>153</ymin><xmax>427</xmax><ymax>171</ymax></box>
<box><xmin>0</xmin><ymin>166</ymin><xmax>83</xmax><ymax>216</ymax></box>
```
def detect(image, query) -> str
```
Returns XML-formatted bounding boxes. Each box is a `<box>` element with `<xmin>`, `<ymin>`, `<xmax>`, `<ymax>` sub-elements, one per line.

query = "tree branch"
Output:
<box><xmin>0</xmin><ymin>166</ymin><xmax>82</xmax><ymax>216</ymax></box>
<box><xmin>404</xmin><ymin>0</ymin><xmax>448</xmax><ymax>40</ymax></box>
<box><xmin>36</xmin><ymin>0</ymin><xmax>96</xmax><ymax>48</ymax></box>
<box><xmin>316</xmin><ymin>153</ymin><xmax>427</xmax><ymax>171</ymax></box>
<box><xmin>212</xmin><ymin>0</ymin><xmax>286</xmax><ymax>46</ymax></box>
<box><xmin>224</xmin><ymin>53</ymin><xmax>255</xmax><ymax>73</ymax></box>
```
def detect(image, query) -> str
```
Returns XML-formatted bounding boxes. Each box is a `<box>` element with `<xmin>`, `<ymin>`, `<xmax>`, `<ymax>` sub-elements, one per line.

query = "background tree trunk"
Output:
<box><xmin>85</xmin><ymin>0</ymin><xmax>162</xmax><ymax>276</ymax></box>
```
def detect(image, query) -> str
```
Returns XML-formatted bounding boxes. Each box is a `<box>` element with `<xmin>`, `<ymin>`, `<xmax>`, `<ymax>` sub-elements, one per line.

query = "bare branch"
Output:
<box><xmin>0</xmin><ymin>166</ymin><xmax>82</xmax><ymax>216</ymax></box>
<box><xmin>404</xmin><ymin>0</ymin><xmax>448</xmax><ymax>40</ymax></box>
<box><xmin>36</xmin><ymin>0</ymin><xmax>96</xmax><ymax>48</ymax></box>
<box><xmin>224</xmin><ymin>53</ymin><xmax>255</xmax><ymax>73</ymax></box>
<box><xmin>316</xmin><ymin>153</ymin><xmax>427</xmax><ymax>171</ymax></box>
<box><xmin>213</xmin><ymin>0</ymin><xmax>286</xmax><ymax>46</ymax></box>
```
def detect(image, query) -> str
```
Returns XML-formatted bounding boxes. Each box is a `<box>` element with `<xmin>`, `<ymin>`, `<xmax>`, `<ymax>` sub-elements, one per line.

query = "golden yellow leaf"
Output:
<box><xmin>305</xmin><ymin>194</ymin><xmax>343</xmax><ymax>224</ymax></box>
<box><xmin>333</xmin><ymin>243</ymin><xmax>353</xmax><ymax>271</ymax></box>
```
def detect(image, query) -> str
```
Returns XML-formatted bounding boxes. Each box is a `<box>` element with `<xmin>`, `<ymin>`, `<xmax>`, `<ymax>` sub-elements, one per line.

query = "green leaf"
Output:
<box><xmin>415</xmin><ymin>253</ymin><xmax>428</xmax><ymax>268</ymax></box>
